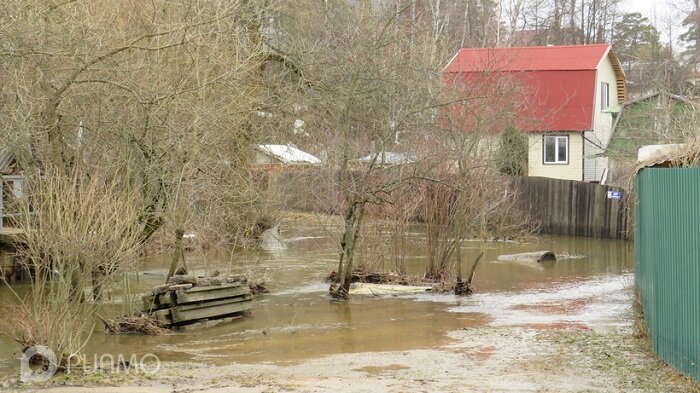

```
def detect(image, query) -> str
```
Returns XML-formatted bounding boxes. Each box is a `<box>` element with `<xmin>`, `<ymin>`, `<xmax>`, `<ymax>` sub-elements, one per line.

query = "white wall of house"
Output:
<box><xmin>585</xmin><ymin>53</ymin><xmax>620</xmax><ymax>182</ymax></box>
<box><xmin>527</xmin><ymin>132</ymin><xmax>584</xmax><ymax>181</ymax></box>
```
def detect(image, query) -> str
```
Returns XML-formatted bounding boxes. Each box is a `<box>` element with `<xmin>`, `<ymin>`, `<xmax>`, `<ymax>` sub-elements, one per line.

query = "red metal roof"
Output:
<box><xmin>443</xmin><ymin>44</ymin><xmax>614</xmax><ymax>132</ymax></box>
<box><xmin>444</xmin><ymin>44</ymin><xmax>611</xmax><ymax>73</ymax></box>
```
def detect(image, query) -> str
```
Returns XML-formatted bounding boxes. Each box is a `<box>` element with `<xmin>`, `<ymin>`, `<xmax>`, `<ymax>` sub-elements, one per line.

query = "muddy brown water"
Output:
<box><xmin>0</xmin><ymin>217</ymin><xmax>633</xmax><ymax>376</ymax></box>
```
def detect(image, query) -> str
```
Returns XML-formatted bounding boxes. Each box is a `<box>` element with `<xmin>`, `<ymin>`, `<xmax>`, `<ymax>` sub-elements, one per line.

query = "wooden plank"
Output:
<box><xmin>182</xmin><ymin>282</ymin><xmax>245</xmax><ymax>294</ymax></box>
<box><xmin>171</xmin><ymin>299</ymin><xmax>252</xmax><ymax>324</ymax></box>
<box><xmin>174</xmin><ymin>294</ymin><xmax>252</xmax><ymax>312</ymax></box>
<box><xmin>173</xmin><ymin>315</ymin><xmax>243</xmax><ymax>331</ymax></box>
<box><xmin>158</xmin><ymin>292</ymin><xmax>173</xmax><ymax>307</ymax></box>
<box><xmin>175</xmin><ymin>284</ymin><xmax>250</xmax><ymax>304</ymax></box>
<box><xmin>152</xmin><ymin>309</ymin><xmax>172</xmax><ymax>324</ymax></box>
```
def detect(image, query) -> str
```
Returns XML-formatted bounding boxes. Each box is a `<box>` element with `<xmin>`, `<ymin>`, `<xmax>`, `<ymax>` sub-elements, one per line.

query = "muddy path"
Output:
<box><xmin>9</xmin><ymin>326</ymin><xmax>698</xmax><ymax>393</ymax></box>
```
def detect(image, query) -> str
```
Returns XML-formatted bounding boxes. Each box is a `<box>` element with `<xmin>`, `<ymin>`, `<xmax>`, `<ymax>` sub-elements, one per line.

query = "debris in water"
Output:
<box><xmin>249</xmin><ymin>281</ymin><xmax>268</xmax><ymax>295</ymax></box>
<box><xmin>454</xmin><ymin>279</ymin><xmax>471</xmax><ymax>296</ymax></box>
<box><xmin>140</xmin><ymin>274</ymin><xmax>253</xmax><ymax>330</ymax></box>
<box><xmin>326</xmin><ymin>269</ymin><xmax>412</xmax><ymax>285</ymax></box>
<box><xmin>497</xmin><ymin>251</ymin><xmax>556</xmax><ymax>264</ymax></box>
<box><xmin>99</xmin><ymin>315</ymin><xmax>170</xmax><ymax>335</ymax></box>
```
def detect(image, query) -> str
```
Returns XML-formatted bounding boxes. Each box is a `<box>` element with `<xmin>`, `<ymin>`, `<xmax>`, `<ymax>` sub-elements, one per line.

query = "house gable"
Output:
<box><xmin>584</xmin><ymin>50</ymin><xmax>626</xmax><ymax>182</ymax></box>
<box><xmin>603</xmin><ymin>48</ymin><xmax>627</xmax><ymax>105</ymax></box>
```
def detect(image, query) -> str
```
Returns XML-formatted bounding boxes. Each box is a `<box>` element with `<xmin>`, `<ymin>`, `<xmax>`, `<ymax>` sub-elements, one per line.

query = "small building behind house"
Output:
<box><xmin>252</xmin><ymin>144</ymin><xmax>323</xmax><ymax>212</ymax></box>
<box><xmin>605</xmin><ymin>92</ymin><xmax>693</xmax><ymax>185</ymax></box>
<box><xmin>253</xmin><ymin>144</ymin><xmax>321</xmax><ymax>169</ymax></box>
<box><xmin>0</xmin><ymin>147</ymin><xmax>24</xmax><ymax>232</ymax></box>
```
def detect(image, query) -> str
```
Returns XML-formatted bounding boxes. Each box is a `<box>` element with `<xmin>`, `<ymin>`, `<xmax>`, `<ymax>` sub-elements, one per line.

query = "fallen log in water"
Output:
<box><xmin>497</xmin><ymin>251</ymin><xmax>556</xmax><ymax>264</ymax></box>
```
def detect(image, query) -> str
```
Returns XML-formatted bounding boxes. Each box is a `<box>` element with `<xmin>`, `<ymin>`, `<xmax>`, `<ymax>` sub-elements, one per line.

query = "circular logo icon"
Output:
<box><xmin>20</xmin><ymin>346</ymin><xmax>58</xmax><ymax>383</ymax></box>
<box><xmin>139</xmin><ymin>353</ymin><xmax>161</xmax><ymax>374</ymax></box>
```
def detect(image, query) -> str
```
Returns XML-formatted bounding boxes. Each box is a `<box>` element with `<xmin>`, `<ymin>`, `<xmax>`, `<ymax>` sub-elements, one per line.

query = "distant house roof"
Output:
<box><xmin>0</xmin><ymin>147</ymin><xmax>18</xmax><ymax>174</ymax></box>
<box><xmin>356</xmin><ymin>151</ymin><xmax>415</xmax><ymax>165</ymax></box>
<box><xmin>607</xmin><ymin>92</ymin><xmax>693</xmax><ymax>158</ymax></box>
<box><xmin>256</xmin><ymin>144</ymin><xmax>321</xmax><ymax>165</ymax></box>
<box><xmin>443</xmin><ymin>44</ymin><xmax>626</xmax><ymax>133</ymax></box>
<box><xmin>623</xmin><ymin>91</ymin><xmax>691</xmax><ymax>106</ymax></box>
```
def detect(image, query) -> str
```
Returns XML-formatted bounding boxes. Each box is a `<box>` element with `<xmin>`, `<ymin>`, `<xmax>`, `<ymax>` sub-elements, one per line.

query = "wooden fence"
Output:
<box><xmin>269</xmin><ymin>168</ymin><xmax>631</xmax><ymax>240</ymax></box>
<box><xmin>512</xmin><ymin>176</ymin><xmax>630</xmax><ymax>240</ymax></box>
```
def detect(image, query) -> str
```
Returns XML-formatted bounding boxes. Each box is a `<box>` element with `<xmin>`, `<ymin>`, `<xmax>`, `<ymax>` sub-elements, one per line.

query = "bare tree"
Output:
<box><xmin>503</xmin><ymin>0</ymin><xmax>621</xmax><ymax>46</ymax></box>
<box><xmin>268</xmin><ymin>1</ymin><xmax>536</xmax><ymax>298</ymax></box>
<box><xmin>0</xmin><ymin>0</ymin><xmax>280</xmax><ymax>357</ymax></box>
<box><xmin>0</xmin><ymin>0</ymin><xmax>271</xmax><ymax>250</ymax></box>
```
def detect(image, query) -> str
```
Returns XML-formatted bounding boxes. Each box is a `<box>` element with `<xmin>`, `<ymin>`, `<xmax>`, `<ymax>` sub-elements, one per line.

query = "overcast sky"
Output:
<box><xmin>621</xmin><ymin>0</ymin><xmax>665</xmax><ymax>16</ymax></box>
<box><xmin>620</xmin><ymin>0</ymin><xmax>689</xmax><ymax>43</ymax></box>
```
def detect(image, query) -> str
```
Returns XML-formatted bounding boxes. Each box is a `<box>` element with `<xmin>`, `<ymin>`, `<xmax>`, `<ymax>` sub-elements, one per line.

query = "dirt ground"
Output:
<box><xmin>5</xmin><ymin>325</ymin><xmax>699</xmax><ymax>393</ymax></box>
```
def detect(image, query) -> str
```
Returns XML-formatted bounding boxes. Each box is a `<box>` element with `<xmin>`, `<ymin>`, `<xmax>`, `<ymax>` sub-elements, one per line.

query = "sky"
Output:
<box><xmin>621</xmin><ymin>0</ymin><xmax>667</xmax><ymax>17</ymax></box>
<box><xmin>620</xmin><ymin>0</ymin><xmax>688</xmax><ymax>43</ymax></box>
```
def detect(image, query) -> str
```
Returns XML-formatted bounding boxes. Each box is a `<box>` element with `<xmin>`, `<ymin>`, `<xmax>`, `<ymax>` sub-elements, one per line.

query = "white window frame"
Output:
<box><xmin>3</xmin><ymin>175</ymin><xmax>24</xmax><ymax>198</ymax></box>
<box><xmin>543</xmin><ymin>135</ymin><xmax>569</xmax><ymax>164</ymax></box>
<box><xmin>601</xmin><ymin>82</ymin><xmax>609</xmax><ymax>111</ymax></box>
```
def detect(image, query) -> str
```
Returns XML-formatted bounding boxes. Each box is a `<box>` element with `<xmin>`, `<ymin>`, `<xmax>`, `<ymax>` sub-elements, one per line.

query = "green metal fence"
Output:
<box><xmin>635</xmin><ymin>167</ymin><xmax>700</xmax><ymax>381</ymax></box>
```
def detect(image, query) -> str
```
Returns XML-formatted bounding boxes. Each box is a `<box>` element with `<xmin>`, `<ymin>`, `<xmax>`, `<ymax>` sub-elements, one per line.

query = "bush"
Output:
<box><xmin>495</xmin><ymin>124</ymin><xmax>528</xmax><ymax>176</ymax></box>
<box><xmin>1</xmin><ymin>167</ymin><xmax>142</xmax><ymax>362</ymax></box>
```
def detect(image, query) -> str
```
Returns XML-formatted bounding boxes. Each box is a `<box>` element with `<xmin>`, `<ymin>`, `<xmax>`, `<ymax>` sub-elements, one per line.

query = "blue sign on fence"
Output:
<box><xmin>607</xmin><ymin>191</ymin><xmax>622</xmax><ymax>200</ymax></box>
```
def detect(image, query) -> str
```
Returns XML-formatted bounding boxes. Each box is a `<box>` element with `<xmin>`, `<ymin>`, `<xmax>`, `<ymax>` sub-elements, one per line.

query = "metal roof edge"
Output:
<box><xmin>442</xmin><ymin>50</ymin><xmax>462</xmax><ymax>73</ymax></box>
<box><xmin>595</xmin><ymin>45</ymin><xmax>612</xmax><ymax>71</ymax></box>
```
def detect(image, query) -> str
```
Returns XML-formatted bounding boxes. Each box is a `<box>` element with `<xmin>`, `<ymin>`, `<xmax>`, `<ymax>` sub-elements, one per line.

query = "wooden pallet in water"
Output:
<box><xmin>142</xmin><ymin>278</ymin><xmax>253</xmax><ymax>328</ymax></box>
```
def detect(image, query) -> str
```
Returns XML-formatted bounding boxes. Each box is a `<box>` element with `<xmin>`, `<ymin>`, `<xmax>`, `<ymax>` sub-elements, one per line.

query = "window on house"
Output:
<box><xmin>601</xmin><ymin>82</ymin><xmax>609</xmax><ymax>111</ymax></box>
<box><xmin>543</xmin><ymin>135</ymin><xmax>568</xmax><ymax>164</ymax></box>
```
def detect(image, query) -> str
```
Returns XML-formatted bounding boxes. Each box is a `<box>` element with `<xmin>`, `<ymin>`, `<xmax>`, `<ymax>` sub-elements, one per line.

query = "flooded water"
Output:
<box><xmin>0</xmin><ymin>215</ymin><xmax>633</xmax><ymax>376</ymax></box>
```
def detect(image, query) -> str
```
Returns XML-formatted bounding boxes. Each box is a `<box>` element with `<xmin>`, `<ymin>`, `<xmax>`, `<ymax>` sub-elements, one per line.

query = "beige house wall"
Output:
<box><xmin>593</xmin><ymin>55</ymin><xmax>620</xmax><ymax>144</ymax></box>
<box><xmin>585</xmin><ymin>54</ymin><xmax>619</xmax><ymax>182</ymax></box>
<box><xmin>527</xmin><ymin>132</ymin><xmax>584</xmax><ymax>181</ymax></box>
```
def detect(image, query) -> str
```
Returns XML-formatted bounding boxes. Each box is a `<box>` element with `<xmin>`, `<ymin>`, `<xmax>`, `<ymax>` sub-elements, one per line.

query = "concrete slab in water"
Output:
<box><xmin>350</xmin><ymin>283</ymin><xmax>433</xmax><ymax>295</ymax></box>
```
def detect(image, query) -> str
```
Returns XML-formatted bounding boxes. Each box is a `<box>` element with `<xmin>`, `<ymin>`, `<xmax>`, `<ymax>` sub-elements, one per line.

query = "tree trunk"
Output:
<box><xmin>332</xmin><ymin>201</ymin><xmax>365</xmax><ymax>299</ymax></box>
<box><xmin>166</xmin><ymin>229</ymin><xmax>187</xmax><ymax>282</ymax></box>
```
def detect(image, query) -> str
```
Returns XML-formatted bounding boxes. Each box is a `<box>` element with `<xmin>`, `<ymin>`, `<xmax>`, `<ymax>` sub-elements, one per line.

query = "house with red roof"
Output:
<box><xmin>443</xmin><ymin>44</ymin><xmax>626</xmax><ymax>183</ymax></box>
